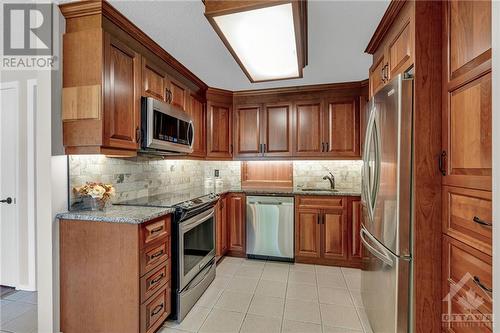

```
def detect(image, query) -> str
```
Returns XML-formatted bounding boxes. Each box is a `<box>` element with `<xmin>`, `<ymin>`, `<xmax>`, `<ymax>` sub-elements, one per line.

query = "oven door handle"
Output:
<box><xmin>184</xmin><ymin>260</ymin><xmax>215</xmax><ymax>292</ymax></box>
<box><xmin>180</xmin><ymin>208</ymin><xmax>215</xmax><ymax>233</ymax></box>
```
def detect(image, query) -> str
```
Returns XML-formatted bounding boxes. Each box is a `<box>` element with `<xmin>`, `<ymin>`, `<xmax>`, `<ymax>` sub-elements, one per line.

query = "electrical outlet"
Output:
<box><xmin>214</xmin><ymin>169</ymin><xmax>220</xmax><ymax>178</ymax></box>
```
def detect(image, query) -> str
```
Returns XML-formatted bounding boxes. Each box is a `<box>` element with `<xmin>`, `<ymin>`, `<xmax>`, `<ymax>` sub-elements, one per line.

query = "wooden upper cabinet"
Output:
<box><xmin>233</xmin><ymin>105</ymin><xmax>262</xmax><ymax>158</ymax></box>
<box><xmin>142</xmin><ymin>57</ymin><xmax>167</xmax><ymax>102</ymax></box>
<box><xmin>233</xmin><ymin>103</ymin><xmax>293</xmax><ymax>158</ymax></box>
<box><xmin>324</xmin><ymin>100</ymin><xmax>360</xmax><ymax>157</ymax></box>
<box><xmin>187</xmin><ymin>94</ymin><xmax>205</xmax><ymax>157</ymax></box>
<box><xmin>207</xmin><ymin>103</ymin><xmax>232</xmax><ymax>158</ymax></box>
<box><xmin>263</xmin><ymin>103</ymin><xmax>293</xmax><ymax>157</ymax></box>
<box><xmin>295</xmin><ymin>210</ymin><xmax>321</xmax><ymax>258</ymax></box>
<box><xmin>169</xmin><ymin>79</ymin><xmax>188</xmax><ymax>112</ymax></box>
<box><xmin>294</xmin><ymin>101</ymin><xmax>324</xmax><ymax>156</ymax></box>
<box><xmin>322</xmin><ymin>209</ymin><xmax>348</xmax><ymax>261</ymax></box>
<box><xmin>103</xmin><ymin>33</ymin><xmax>141</xmax><ymax>151</ymax></box>
<box><xmin>447</xmin><ymin>0</ymin><xmax>491</xmax><ymax>80</ymax></box>
<box><xmin>443</xmin><ymin>72</ymin><xmax>491</xmax><ymax>191</ymax></box>
<box><xmin>387</xmin><ymin>12</ymin><xmax>413</xmax><ymax>79</ymax></box>
<box><xmin>227</xmin><ymin>193</ymin><xmax>245</xmax><ymax>256</ymax></box>
<box><xmin>369</xmin><ymin>55</ymin><xmax>386</xmax><ymax>97</ymax></box>
<box><xmin>367</xmin><ymin>1</ymin><xmax>414</xmax><ymax>97</ymax></box>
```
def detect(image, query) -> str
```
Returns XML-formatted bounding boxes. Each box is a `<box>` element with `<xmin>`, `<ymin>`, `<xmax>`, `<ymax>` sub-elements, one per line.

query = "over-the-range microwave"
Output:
<box><xmin>140</xmin><ymin>97</ymin><xmax>194</xmax><ymax>154</ymax></box>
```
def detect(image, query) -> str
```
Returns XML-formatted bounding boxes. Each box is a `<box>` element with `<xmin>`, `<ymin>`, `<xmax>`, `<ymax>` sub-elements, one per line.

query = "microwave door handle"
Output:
<box><xmin>188</xmin><ymin>121</ymin><xmax>194</xmax><ymax>147</ymax></box>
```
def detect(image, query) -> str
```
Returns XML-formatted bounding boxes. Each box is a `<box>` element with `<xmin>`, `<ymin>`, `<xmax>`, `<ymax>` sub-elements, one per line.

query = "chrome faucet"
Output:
<box><xmin>323</xmin><ymin>172</ymin><xmax>336</xmax><ymax>190</ymax></box>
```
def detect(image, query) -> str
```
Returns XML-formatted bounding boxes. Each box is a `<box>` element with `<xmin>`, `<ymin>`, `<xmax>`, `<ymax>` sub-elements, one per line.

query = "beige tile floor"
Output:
<box><xmin>0</xmin><ymin>291</ymin><xmax>37</xmax><ymax>333</ymax></box>
<box><xmin>161</xmin><ymin>258</ymin><xmax>372</xmax><ymax>333</ymax></box>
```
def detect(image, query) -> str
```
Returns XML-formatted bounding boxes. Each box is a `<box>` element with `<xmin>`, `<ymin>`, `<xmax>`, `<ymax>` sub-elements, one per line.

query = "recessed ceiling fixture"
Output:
<box><xmin>204</xmin><ymin>1</ymin><xmax>308</xmax><ymax>83</ymax></box>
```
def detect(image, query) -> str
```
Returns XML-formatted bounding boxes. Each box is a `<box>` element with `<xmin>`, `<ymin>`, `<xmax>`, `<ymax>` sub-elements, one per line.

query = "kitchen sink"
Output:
<box><xmin>300</xmin><ymin>188</ymin><xmax>339</xmax><ymax>192</ymax></box>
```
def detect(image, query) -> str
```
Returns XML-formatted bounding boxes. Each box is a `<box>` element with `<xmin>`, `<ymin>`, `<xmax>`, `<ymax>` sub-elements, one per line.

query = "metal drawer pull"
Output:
<box><xmin>473</xmin><ymin>276</ymin><xmax>492</xmax><ymax>294</ymax></box>
<box><xmin>150</xmin><ymin>249</ymin><xmax>164</xmax><ymax>260</ymax></box>
<box><xmin>151</xmin><ymin>226</ymin><xmax>164</xmax><ymax>234</ymax></box>
<box><xmin>151</xmin><ymin>303</ymin><xmax>164</xmax><ymax>316</ymax></box>
<box><xmin>473</xmin><ymin>216</ymin><xmax>492</xmax><ymax>227</ymax></box>
<box><xmin>150</xmin><ymin>273</ymin><xmax>165</xmax><ymax>286</ymax></box>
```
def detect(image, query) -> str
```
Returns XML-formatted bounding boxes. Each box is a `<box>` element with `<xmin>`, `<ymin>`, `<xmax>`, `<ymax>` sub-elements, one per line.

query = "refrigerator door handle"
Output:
<box><xmin>361</xmin><ymin>106</ymin><xmax>378</xmax><ymax>223</ymax></box>
<box><xmin>360</xmin><ymin>227</ymin><xmax>393</xmax><ymax>267</ymax></box>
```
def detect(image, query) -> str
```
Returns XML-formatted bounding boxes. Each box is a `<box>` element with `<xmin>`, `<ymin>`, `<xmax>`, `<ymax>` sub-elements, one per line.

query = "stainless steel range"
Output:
<box><xmin>115</xmin><ymin>190</ymin><xmax>219</xmax><ymax>322</ymax></box>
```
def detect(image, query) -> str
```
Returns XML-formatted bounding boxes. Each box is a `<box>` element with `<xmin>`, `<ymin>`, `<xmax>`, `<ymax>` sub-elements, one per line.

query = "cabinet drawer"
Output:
<box><xmin>443</xmin><ymin>186</ymin><xmax>492</xmax><ymax>255</ymax></box>
<box><xmin>141</xmin><ymin>239</ymin><xmax>170</xmax><ymax>276</ymax></box>
<box><xmin>140</xmin><ymin>261</ymin><xmax>170</xmax><ymax>303</ymax></box>
<box><xmin>296</xmin><ymin>196</ymin><xmax>343</xmax><ymax>209</ymax></box>
<box><xmin>141</xmin><ymin>216</ymin><xmax>170</xmax><ymax>249</ymax></box>
<box><xmin>443</xmin><ymin>236</ymin><xmax>492</xmax><ymax>316</ymax></box>
<box><xmin>140</xmin><ymin>284</ymin><xmax>170</xmax><ymax>333</ymax></box>
<box><xmin>443</xmin><ymin>293</ymin><xmax>492</xmax><ymax>332</ymax></box>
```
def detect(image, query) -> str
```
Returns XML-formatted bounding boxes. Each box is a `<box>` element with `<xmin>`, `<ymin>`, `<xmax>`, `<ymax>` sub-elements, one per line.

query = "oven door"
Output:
<box><xmin>178</xmin><ymin>208</ymin><xmax>215</xmax><ymax>290</ymax></box>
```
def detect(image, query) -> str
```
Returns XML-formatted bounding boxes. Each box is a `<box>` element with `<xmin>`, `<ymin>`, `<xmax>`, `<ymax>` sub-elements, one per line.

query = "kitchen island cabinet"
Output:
<box><xmin>59</xmin><ymin>214</ymin><xmax>172</xmax><ymax>333</ymax></box>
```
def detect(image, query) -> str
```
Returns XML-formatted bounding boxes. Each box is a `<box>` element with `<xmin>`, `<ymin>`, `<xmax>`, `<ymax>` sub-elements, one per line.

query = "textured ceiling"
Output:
<box><xmin>110</xmin><ymin>0</ymin><xmax>389</xmax><ymax>91</ymax></box>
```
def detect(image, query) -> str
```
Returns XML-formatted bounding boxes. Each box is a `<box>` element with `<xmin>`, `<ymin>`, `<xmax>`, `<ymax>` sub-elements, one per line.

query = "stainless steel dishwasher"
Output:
<box><xmin>246</xmin><ymin>196</ymin><xmax>294</xmax><ymax>261</ymax></box>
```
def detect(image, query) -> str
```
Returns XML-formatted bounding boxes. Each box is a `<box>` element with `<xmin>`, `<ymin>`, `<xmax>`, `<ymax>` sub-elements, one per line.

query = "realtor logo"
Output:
<box><xmin>3</xmin><ymin>3</ymin><xmax>53</xmax><ymax>56</ymax></box>
<box><xmin>442</xmin><ymin>272</ymin><xmax>492</xmax><ymax>329</ymax></box>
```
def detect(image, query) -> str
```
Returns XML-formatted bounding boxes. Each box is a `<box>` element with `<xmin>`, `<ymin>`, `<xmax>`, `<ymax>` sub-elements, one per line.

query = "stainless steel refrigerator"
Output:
<box><xmin>360</xmin><ymin>73</ymin><xmax>413</xmax><ymax>333</ymax></box>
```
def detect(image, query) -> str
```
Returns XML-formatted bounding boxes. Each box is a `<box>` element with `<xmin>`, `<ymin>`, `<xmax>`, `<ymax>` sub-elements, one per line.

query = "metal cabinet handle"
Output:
<box><xmin>439</xmin><ymin>151</ymin><xmax>447</xmax><ymax>176</ymax></box>
<box><xmin>150</xmin><ymin>249</ymin><xmax>164</xmax><ymax>260</ymax></box>
<box><xmin>317</xmin><ymin>215</ymin><xmax>320</xmax><ymax>225</ymax></box>
<box><xmin>151</xmin><ymin>303</ymin><xmax>164</xmax><ymax>316</ymax></box>
<box><xmin>150</xmin><ymin>273</ymin><xmax>165</xmax><ymax>286</ymax></box>
<box><xmin>151</xmin><ymin>226</ymin><xmax>164</xmax><ymax>234</ymax></box>
<box><xmin>473</xmin><ymin>216</ymin><xmax>492</xmax><ymax>227</ymax></box>
<box><xmin>263</xmin><ymin>143</ymin><xmax>266</xmax><ymax>153</ymax></box>
<box><xmin>473</xmin><ymin>276</ymin><xmax>492</xmax><ymax>294</ymax></box>
<box><xmin>0</xmin><ymin>197</ymin><xmax>12</xmax><ymax>204</ymax></box>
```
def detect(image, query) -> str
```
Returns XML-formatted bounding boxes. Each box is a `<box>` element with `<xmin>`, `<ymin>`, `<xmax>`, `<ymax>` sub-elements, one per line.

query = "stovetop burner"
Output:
<box><xmin>114</xmin><ymin>188</ymin><xmax>219</xmax><ymax>209</ymax></box>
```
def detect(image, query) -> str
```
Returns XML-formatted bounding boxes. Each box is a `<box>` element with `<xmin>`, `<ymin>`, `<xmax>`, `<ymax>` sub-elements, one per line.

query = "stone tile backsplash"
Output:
<box><xmin>68</xmin><ymin>156</ymin><xmax>361</xmax><ymax>205</ymax></box>
<box><xmin>293</xmin><ymin>160</ymin><xmax>362</xmax><ymax>191</ymax></box>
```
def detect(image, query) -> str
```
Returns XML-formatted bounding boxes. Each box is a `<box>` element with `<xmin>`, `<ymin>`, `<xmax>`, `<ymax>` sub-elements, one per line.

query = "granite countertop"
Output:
<box><xmin>56</xmin><ymin>186</ymin><xmax>360</xmax><ymax>224</ymax></box>
<box><xmin>56</xmin><ymin>205</ymin><xmax>175</xmax><ymax>224</ymax></box>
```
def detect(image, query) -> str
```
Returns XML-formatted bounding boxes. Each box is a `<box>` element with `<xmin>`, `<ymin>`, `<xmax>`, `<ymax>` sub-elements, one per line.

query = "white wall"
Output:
<box><xmin>491</xmin><ymin>1</ymin><xmax>499</xmax><ymax>330</ymax></box>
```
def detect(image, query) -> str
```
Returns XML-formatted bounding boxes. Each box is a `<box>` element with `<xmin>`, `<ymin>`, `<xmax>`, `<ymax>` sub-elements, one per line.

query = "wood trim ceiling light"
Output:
<box><xmin>204</xmin><ymin>0</ymin><xmax>308</xmax><ymax>83</ymax></box>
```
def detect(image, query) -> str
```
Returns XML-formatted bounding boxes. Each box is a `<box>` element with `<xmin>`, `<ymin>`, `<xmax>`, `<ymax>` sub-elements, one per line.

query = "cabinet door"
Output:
<box><xmin>324</xmin><ymin>100</ymin><xmax>360</xmax><ymax>157</ymax></box>
<box><xmin>446</xmin><ymin>0</ymin><xmax>491</xmax><ymax>80</ymax></box>
<box><xmin>168</xmin><ymin>79</ymin><xmax>187</xmax><ymax>112</ymax></box>
<box><xmin>188</xmin><ymin>94</ymin><xmax>205</xmax><ymax>157</ymax></box>
<box><xmin>263</xmin><ymin>103</ymin><xmax>293</xmax><ymax>157</ymax></box>
<box><xmin>207</xmin><ymin>103</ymin><xmax>232</xmax><ymax>158</ymax></box>
<box><xmin>142</xmin><ymin>57</ymin><xmax>167</xmax><ymax>102</ymax></box>
<box><xmin>293</xmin><ymin>101</ymin><xmax>324</xmax><ymax>156</ymax></box>
<box><xmin>227</xmin><ymin>194</ymin><xmax>245</xmax><ymax>255</ymax></box>
<box><xmin>387</xmin><ymin>15</ymin><xmax>412</xmax><ymax>78</ymax></box>
<box><xmin>369</xmin><ymin>55</ymin><xmax>386</xmax><ymax>97</ymax></box>
<box><xmin>443</xmin><ymin>72</ymin><xmax>491</xmax><ymax>191</ymax></box>
<box><xmin>350</xmin><ymin>199</ymin><xmax>363</xmax><ymax>259</ymax></box>
<box><xmin>103</xmin><ymin>34</ymin><xmax>141</xmax><ymax>150</ymax></box>
<box><xmin>233</xmin><ymin>105</ymin><xmax>262</xmax><ymax>157</ymax></box>
<box><xmin>295</xmin><ymin>209</ymin><xmax>321</xmax><ymax>258</ymax></box>
<box><xmin>322</xmin><ymin>209</ymin><xmax>348</xmax><ymax>261</ymax></box>
<box><xmin>216</xmin><ymin>196</ymin><xmax>228</xmax><ymax>257</ymax></box>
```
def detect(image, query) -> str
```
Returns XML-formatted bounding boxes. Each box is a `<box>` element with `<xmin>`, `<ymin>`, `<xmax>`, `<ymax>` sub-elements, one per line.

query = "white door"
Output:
<box><xmin>0</xmin><ymin>82</ymin><xmax>19</xmax><ymax>287</ymax></box>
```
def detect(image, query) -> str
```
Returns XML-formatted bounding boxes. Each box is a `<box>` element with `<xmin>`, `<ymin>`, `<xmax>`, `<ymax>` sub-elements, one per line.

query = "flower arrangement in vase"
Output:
<box><xmin>72</xmin><ymin>182</ymin><xmax>115</xmax><ymax>211</ymax></box>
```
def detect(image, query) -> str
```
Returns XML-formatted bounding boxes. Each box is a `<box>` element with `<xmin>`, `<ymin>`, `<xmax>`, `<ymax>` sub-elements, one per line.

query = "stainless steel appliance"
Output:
<box><xmin>115</xmin><ymin>190</ymin><xmax>219</xmax><ymax>322</ymax></box>
<box><xmin>171</xmin><ymin>194</ymin><xmax>218</xmax><ymax>322</ymax></box>
<box><xmin>141</xmin><ymin>96</ymin><xmax>194</xmax><ymax>154</ymax></box>
<box><xmin>360</xmin><ymin>73</ymin><xmax>413</xmax><ymax>333</ymax></box>
<box><xmin>246</xmin><ymin>196</ymin><xmax>294</xmax><ymax>261</ymax></box>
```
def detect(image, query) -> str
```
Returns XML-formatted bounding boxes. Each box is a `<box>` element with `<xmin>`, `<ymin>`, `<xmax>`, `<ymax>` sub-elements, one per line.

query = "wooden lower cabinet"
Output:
<box><xmin>227</xmin><ymin>193</ymin><xmax>246</xmax><ymax>257</ymax></box>
<box><xmin>216</xmin><ymin>195</ymin><xmax>228</xmax><ymax>257</ymax></box>
<box><xmin>295</xmin><ymin>195</ymin><xmax>363</xmax><ymax>268</ymax></box>
<box><xmin>60</xmin><ymin>215</ymin><xmax>172</xmax><ymax>333</ymax></box>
